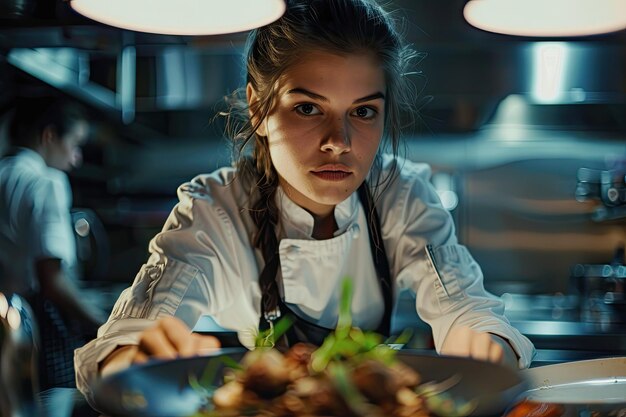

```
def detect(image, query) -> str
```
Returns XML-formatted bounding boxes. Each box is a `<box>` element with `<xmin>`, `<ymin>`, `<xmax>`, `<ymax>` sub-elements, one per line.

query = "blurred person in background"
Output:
<box><xmin>0</xmin><ymin>96</ymin><xmax>106</xmax><ymax>390</ymax></box>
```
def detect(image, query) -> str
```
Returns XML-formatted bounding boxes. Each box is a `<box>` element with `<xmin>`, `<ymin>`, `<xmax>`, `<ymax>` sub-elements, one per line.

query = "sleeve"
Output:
<box><xmin>74</xmin><ymin>177</ymin><xmax>246</xmax><ymax>408</ymax></box>
<box><xmin>382</xmin><ymin>159</ymin><xmax>536</xmax><ymax>369</ymax></box>
<box><xmin>29</xmin><ymin>171</ymin><xmax>76</xmax><ymax>267</ymax></box>
<box><xmin>74</xmin><ymin>256</ymin><xmax>209</xmax><ymax>406</ymax></box>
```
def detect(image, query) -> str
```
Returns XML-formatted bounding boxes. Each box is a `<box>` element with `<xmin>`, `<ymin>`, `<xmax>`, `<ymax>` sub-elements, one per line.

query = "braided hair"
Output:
<box><xmin>221</xmin><ymin>0</ymin><xmax>420</xmax><ymax>315</ymax></box>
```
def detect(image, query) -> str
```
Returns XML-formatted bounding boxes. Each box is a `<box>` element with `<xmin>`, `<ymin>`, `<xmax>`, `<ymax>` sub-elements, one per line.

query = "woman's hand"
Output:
<box><xmin>100</xmin><ymin>316</ymin><xmax>221</xmax><ymax>376</ymax></box>
<box><xmin>440</xmin><ymin>325</ymin><xmax>518</xmax><ymax>368</ymax></box>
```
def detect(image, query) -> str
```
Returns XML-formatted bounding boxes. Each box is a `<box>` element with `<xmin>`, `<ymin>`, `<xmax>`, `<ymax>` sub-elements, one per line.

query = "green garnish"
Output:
<box><xmin>191</xmin><ymin>277</ymin><xmax>476</xmax><ymax>417</ymax></box>
<box><xmin>189</xmin><ymin>355</ymin><xmax>243</xmax><ymax>394</ymax></box>
<box><xmin>255</xmin><ymin>314</ymin><xmax>295</xmax><ymax>348</ymax></box>
<box><xmin>310</xmin><ymin>276</ymin><xmax>393</xmax><ymax>372</ymax></box>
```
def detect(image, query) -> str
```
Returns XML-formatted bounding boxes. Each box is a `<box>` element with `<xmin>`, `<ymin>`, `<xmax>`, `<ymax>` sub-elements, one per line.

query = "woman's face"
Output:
<box><xmin>248</xmin><ymin>51</ymin><xmax>386</xmax><ymax>217</ymax></box>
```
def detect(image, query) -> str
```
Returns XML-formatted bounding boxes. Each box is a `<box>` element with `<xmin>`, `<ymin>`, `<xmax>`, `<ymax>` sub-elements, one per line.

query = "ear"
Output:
<box><xmin>40</xmin><ymin>125</ymin><xmax>58</xmax><ymax>148</ymax></box>
<box><xmin>246</xmin><ymin>82</ymin><xmax>267</xmax><ymax>137</ymax></box>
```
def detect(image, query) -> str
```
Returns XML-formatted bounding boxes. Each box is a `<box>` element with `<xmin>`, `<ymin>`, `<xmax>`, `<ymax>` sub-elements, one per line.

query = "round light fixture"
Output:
<box><xmin>464</xmin><ymin>0</ymin><xmax>626</xmax><ymax>37</ymax></box>
<box><xmin>70</xmin><ymin>0</ymin><xmax>286</xmax><ymax>35</ymax></box>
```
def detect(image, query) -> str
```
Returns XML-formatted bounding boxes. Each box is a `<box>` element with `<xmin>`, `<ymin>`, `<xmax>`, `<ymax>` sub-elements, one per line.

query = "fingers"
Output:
<box><xmin>133</xmin><ymin>349</ymin><xmax>150</xmax><ymax>365</ymax></box>
<box><xmin>440</xmin><ymin>326</ymin><xmax>471</xmax><ymax>357</ymax></box>
<box><xmin>133</xmin><ymin>316</ymin><xmax>222</xmax><ymax>364</ymax></box>
<box><xmin>160</xmin><ymin>316</ymin><xmax>197</xmax><ymax>356</ymax></box>
<box><xmin>489</xmin><ymin>339</ymin><xmax>504</xmax><ymax>363</ymax></box>
<box><xmin>137</xmin><ymin>322</ymin><xmax>179</xmax><ymax>360</ymax></box>
<box><xmin>441</xmin><ymin>326</ymin><xmax>505</xmax><ymax>365</ymax></box>
<box><xmin>192</xmin><ymin>333</ymin><xmax>222</xmax><ymax>354</ymax></box>
<box><xmin>470</xmin><ymin>331</ymin><xmax>494</xmax><ymax>362</ymax></box>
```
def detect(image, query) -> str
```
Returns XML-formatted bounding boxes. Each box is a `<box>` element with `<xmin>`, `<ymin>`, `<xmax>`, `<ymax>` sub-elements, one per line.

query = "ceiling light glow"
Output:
<box><xmin>70</xmin><ymin>0</ymin><xmax>286</xmax><ymax>36</ymax></box>
<box><xmin>464</xmin><ymin>0</ymin><xmax>626</xmax><ymax>37</ymax></box>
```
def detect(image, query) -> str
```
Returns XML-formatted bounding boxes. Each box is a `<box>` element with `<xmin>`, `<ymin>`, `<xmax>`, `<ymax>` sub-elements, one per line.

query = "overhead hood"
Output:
<box><xmin>1</xmin><ymin>0</ymin><xmax>625</xmax><ymax>134</ymax></box>
<box><xmin>6</xmin><ymin>45</ymin><xmax>243</xmax><ymax>125</ymax></box>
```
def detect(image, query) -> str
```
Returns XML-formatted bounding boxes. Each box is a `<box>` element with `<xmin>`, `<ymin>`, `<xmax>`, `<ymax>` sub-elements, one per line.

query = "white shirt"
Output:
<box><xmin>74</xmin><ymin>154</ymin><xmax>535</xmax><ymax>404</ymax></box>
<box><xmin>0</xmin><ymin>148</ymin><xmax>77</xmax><ymax>295</ymax></box>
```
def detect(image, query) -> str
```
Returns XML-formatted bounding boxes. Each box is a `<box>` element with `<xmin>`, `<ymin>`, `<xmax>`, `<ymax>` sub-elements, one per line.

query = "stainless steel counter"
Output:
<box><xmin>392</xmin><ymin>291</ymin><xmax>626</xmax><ymax>366</ymax></box>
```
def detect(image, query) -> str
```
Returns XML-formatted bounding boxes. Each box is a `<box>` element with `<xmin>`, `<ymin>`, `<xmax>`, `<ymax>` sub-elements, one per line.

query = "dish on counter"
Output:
<box><xmin>92</xmin><ymin>281</ymin><xmax>526</xmax><ymax>417</ymax></box>
<box><xmin>92</xmin><ymin>347</ymin><xmax>526</xmax><ymax>417</ymax></box>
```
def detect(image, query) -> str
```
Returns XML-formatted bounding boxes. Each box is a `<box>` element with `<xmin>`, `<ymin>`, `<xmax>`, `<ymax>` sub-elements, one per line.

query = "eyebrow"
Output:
<box><xmin>286</xmin><ymin>88</ymin><xmax>385</xmax><ymax>104</ymax></box>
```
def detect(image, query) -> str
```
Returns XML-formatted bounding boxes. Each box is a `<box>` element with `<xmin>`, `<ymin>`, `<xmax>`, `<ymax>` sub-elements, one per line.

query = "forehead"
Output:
<box><xmin>277</xmin><ymin>50</ymin><xmax>386</xmax><ymax>96</ymax></box>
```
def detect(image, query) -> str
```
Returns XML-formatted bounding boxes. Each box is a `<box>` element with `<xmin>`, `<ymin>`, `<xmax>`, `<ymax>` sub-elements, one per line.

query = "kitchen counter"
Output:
<box><xmin>510</xmin><ymin>319</ymin><xmax>626</xmax><ymax>366</ymax></box>
<box><xmin>193</xmin><ymin>291</ymin><xmax>626</xmax><ymax>365</ymax></box>
<box><xmin>35</xmin><ymin>292</ymin><xmax>626</xmax><ymax>417</ymax></box>
<box><xmin>392</xmin><ymin>291</ymin><xmax>626</xmax><ymax>365</ymax></box>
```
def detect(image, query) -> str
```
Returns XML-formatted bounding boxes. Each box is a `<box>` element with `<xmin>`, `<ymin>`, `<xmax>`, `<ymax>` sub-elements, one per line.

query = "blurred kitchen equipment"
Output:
<box><xmin>574</xmin><ymin>163</ymin><xmax>626</xmax><ymax>324</ymax></box>
<box><xmin>0</xmin><ymin>0</ymin><xmax>35</xmax><ymax>18</ymax></box>
<box><xmin>71</xmin><ymin>208</ymin><xmax>110</xmax><ymax>282</ymax></box>
<box><xmin>91</xmin><ymin>348</ymin><xmax>526</xmax><ymax>417</ymax></box>
<box><xmin>576</xmin><ymin>166</ymin><xmax>626</xmax><ymax>222</ymax></box>
<box><xmin>0</xmin><ymin>292</ymin><xmax>42</xmax><ymax>417</ymax></box>
<box><xmin>571</xmin><ymin>245</ymin><xmax>626</xmax><ymax>325</ymax></box>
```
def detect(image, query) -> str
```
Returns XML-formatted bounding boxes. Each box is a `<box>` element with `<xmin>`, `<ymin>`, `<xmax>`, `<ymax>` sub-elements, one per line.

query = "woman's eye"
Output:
<box><xmin>295</xmin><ymin>103</ymin><xmax>321</xmax><ymax>116</ymax></box>
<box><xmin>352</xmin><ymin>106</ymin><xmax>377</xmax><ymax>119</ymax></box>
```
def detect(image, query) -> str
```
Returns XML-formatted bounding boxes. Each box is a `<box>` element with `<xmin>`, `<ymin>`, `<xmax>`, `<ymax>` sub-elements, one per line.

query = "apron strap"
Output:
<box><xmin>259</xmin><ymin>181</ymin><xmax>393</xmax><ymax>344</ymax></box>
<box><xmin>357</xmin><ymin>182</ymin><xmax>393</xmax><ymax>337</ymax></box>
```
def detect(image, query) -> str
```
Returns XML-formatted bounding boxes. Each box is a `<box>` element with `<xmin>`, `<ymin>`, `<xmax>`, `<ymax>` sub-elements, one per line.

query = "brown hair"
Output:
<box><xmin>221</xmin><ymin>0</ymin><xmax>420</xmax><ymax>314</ymax></box>
<box><xmin>9</xmin><ymin>96</ymin><xmax>87</xmax><ymax>148</ymax></box>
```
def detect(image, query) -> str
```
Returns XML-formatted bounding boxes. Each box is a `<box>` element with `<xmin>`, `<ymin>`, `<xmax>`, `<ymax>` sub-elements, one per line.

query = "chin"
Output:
<box><xmin>311</xmin><ymin>189</ymin><xmax>354</xmax><ymax>206</ymax></box>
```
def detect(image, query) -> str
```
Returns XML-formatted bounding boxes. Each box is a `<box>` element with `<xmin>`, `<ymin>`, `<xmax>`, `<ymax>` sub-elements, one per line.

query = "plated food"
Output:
<box><xmin>190</xmin><ymin>280</ymin><xmax>474</xmax><ymax>417</ymax></box>
<box><xmin>92</xmin><ymin>281</ymin><xmax>526</xmax><ymax>417</ymax></box>
<box><xmin>193</xmin><ymin>341</ymin><xmax>473</xmax><ymax>417</ymax></box>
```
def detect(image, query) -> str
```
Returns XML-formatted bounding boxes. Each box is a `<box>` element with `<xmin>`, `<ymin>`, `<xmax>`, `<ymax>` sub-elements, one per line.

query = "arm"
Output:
<box><xmin>36</xmin><ymin>257</ymin><xmax>105</xmax><ymax>329</ymax></box>
<box><xmin>76</xmin><ymin>173</ymin><xmax>254</xmax><ymax>405</ymax></box>
<box><xmin>99</xmin><ymin>317</ymin><xmax>220</xmax><ymax>376</ymax></box>
<box><xmin>379</xmin><ymin>157</ymin><xmax>535</xmax><ymax>368</ymax></box>
<box><xmin>440</xmin><ymin>325</ymin><xmax>519</xmax><ymax>368</ymax></box>
<box><xmin>98</xmin><ymin>180</ymin><xmax>259</xmax><ymax>372</ymax></box>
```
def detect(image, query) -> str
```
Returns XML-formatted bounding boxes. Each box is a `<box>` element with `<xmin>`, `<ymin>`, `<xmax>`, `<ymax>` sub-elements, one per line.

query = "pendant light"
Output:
<box><xmin>463</xmin><ymin>0</ymin><xmax>626</xmax><ymax>37</ymax></box>
<box><xmin>69</xmin><ymin>0</ymin><xmax>286</xmax><ymax>35</ymax></box>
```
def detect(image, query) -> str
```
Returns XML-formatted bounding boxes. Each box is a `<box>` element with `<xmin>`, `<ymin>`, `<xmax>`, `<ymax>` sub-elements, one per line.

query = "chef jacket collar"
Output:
<box><xmin>10</xmin><ymin>147</ymin><xmax>47</xmax><ymax>172</ymax></box>
<box><xmin>275</xmin><ymin>185</ymin><xmax>358</xmax><ymax>239</ymax></box>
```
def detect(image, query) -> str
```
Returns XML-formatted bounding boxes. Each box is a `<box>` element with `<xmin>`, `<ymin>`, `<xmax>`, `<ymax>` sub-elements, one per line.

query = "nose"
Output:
<box><xmin>320</xmin><ymin>118</ymin><xmax>351</xmax><ymax>154</ymax></box>
<box><xmin>71</xmin><ymin>147</ymin><xmax>83</xmax><ymax>168</ymax></box>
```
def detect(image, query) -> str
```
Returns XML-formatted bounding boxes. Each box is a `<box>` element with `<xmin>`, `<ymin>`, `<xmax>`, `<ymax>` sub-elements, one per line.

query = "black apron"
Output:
<box><xmin>259</xmin><ymin>182</ymin><xmax>393</xmax><ymax>348</ymax></box>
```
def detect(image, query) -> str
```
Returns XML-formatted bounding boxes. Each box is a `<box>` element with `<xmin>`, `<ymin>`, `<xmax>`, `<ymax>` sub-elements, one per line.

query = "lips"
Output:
<box><xmin>311</xmin><ymin>164</ymin><xmax>353</xmax><ymax>181</ymax></box>
<box><xmin>312</xmin><ymin>164</ymin><xmax>351</xmax><ymax>173</ymax></box>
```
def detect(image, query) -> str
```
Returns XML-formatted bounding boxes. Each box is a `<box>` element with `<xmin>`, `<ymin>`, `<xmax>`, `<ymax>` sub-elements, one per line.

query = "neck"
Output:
<box><xmin>311</xmin><ymin>212</ymin><xmax>337</xmax><ymax>240</ymax></box>
<box><xmin>26</xmin><ymin>143</ymin><xmax>47</xmax><ymax>160</ymax></box>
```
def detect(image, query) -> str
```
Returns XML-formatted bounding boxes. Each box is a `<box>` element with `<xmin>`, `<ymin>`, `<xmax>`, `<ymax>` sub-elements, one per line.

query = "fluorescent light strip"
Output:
<box><xmin>532</xmin><ymin>43</ymin><xmax>568</xmax><ymax>103</ymax></box>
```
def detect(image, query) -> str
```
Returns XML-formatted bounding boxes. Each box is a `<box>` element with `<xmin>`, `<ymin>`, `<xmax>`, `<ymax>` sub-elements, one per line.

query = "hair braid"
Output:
<box><xmin>249</xmin><ymin>169</ymin><xmax>282</xmax><ymax>316</ymax></box>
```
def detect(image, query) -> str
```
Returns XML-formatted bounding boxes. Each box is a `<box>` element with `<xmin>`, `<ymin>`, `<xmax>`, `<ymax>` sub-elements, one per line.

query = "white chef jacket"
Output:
<box><xmin>74</xmin><ymin>154</ymin><xmax>535</xmax><ymax>404</ymax></box>
<box><xmin>0</xmin><ymin>148</ymin><xmax>77</xmax><ymax>295</ymax></box>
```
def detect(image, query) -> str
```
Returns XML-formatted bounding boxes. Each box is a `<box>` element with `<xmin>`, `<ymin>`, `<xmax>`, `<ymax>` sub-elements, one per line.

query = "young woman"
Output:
<box><xmin>75</xmin><ymin>0</ymin><xmax>535</xmax><ymax>405</ymax></box>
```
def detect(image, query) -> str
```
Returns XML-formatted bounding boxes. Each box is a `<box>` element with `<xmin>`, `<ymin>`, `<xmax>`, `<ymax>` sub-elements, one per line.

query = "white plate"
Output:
<box><xmin>521</xmin><ymin>357</ymin><xmax>626</xmax><ymax>404</ymax></box>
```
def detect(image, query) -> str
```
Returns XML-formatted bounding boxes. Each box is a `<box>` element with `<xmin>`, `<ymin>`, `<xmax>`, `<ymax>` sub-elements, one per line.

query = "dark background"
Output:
<box><xmin>1</xmin><ymin>0</ymin><xmax>625</xmax><ymax>300</ymax></box>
